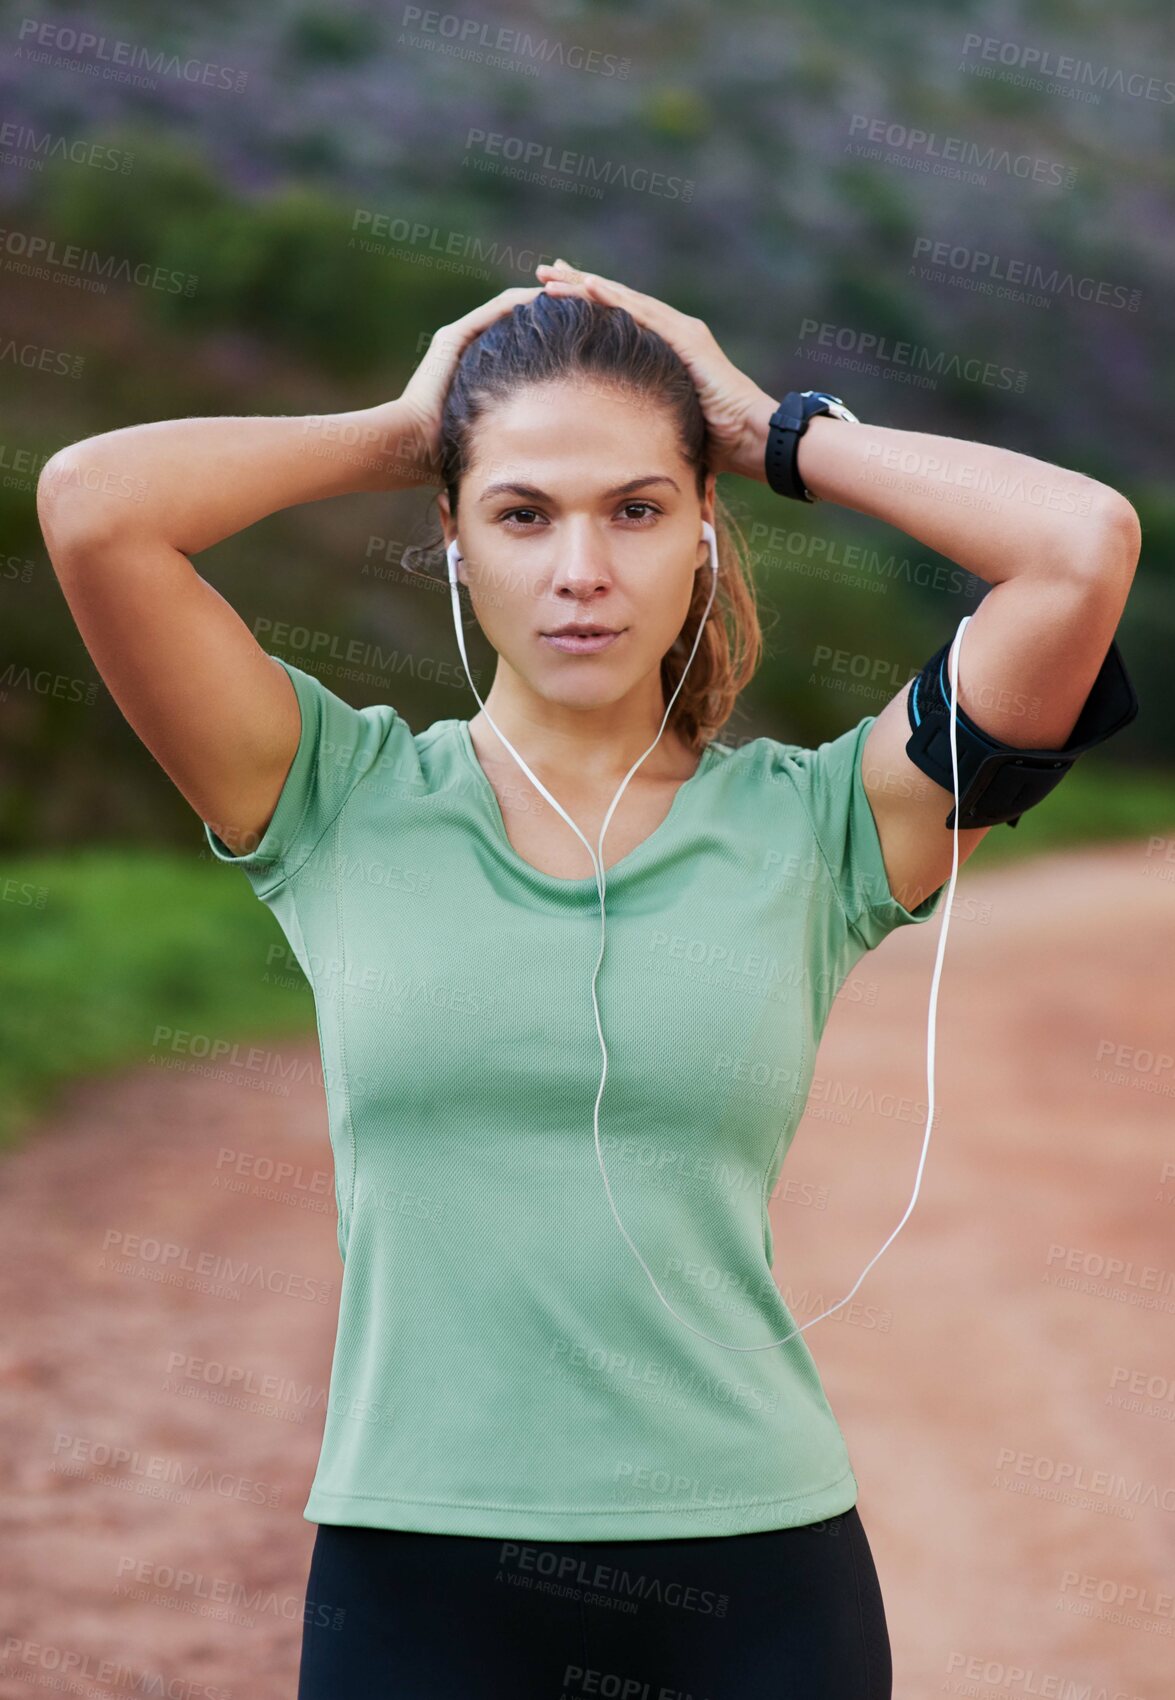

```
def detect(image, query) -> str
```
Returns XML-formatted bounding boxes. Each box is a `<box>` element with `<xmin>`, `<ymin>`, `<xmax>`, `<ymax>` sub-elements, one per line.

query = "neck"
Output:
<box><xmin>468</xmin><ymin>672</ymin><xmax>698</xmax><ymax>786</ymax></box>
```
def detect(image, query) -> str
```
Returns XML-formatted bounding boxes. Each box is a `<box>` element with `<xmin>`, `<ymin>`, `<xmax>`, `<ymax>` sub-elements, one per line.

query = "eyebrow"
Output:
<box><xmin>477</xmin><ymin>474</ymin><xmax>681</xmax><ymax>504</ymax></box>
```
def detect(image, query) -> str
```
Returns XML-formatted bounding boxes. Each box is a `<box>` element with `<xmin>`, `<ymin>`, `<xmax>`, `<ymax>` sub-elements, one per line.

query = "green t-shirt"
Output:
<box><xmin>203</xmin><ymin>654</ymin><xmax>945</xmax><ymax>1540</ymax></box>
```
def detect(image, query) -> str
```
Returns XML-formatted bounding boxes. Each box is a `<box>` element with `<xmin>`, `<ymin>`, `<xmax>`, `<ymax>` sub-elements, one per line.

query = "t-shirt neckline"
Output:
<box><xmin>454</xmin><ymin>718</ymin><xmax>718</xmax><ymax>890</ymax></box>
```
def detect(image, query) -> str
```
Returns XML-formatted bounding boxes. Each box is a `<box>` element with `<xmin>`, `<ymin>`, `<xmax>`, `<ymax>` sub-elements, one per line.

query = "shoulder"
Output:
<box><xmin>704</xmin><ymin>719</ymin><xmax>868</xmax><ymax>793</ymax></box>
<box><xmin>261</xmin><ymin>656</ymin><xmax>466</xmax><ymax>822</ymax></box>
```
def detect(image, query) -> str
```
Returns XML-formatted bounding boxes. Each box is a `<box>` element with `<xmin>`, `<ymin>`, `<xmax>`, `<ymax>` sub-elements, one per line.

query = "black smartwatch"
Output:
<box><xmin>765</xmin><ymin>390</ymin><xmax>860</xmax><ymax>502</ymax></box>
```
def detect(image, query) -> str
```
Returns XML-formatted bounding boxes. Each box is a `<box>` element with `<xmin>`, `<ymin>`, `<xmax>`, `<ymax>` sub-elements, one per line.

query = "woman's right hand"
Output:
<box><xmin>397</xmin><ymin>285</ymin><xmax>547</xmax><ymax>485</ymax></box>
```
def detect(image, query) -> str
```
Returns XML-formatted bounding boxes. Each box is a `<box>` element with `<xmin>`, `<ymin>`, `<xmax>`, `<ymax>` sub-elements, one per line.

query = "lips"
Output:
<box><xmin>540</xmin><ymin>628</ymin><xmax>625</xmax><ymax>655</ymax></box>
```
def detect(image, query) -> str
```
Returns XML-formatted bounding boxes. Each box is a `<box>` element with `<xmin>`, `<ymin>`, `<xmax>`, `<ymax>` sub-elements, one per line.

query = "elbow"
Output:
<box><xmin>37</xmin><ymin>446</ymin><xmax>131</xmax><ymax>567</ymax></box>
<box><xmin>1085</xmin><ymin>486</ymin><xmax>1142</xmax><ymax>582</ymax></box>
<box><xmin>37</xmin><ymin>446</ymin><xmax>84</xmax><ymax>531</ymax></box>
<box><xmin>1046</xmin><ymin>484</ymin><xmax>1141</xmax><ymax>599</ymax></box>
<box><xmin>37</xmin><ymin>444</ymin><xmax>93</xmax><ymax>520</ymax></box>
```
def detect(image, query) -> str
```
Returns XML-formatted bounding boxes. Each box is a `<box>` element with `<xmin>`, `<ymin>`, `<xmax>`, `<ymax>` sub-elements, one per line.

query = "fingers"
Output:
<box><xmin>537</xmin><ymin>259</ymin><xmax>680</xmax><ymax>334</ymax></box>
<box><xmin>401</xmin><ymin>286</ymin><xmax>548</xmax><ymax>483</ymax></box>
<box><xmin>441</xmin><ymin>284</ymin><xmax>545</xmax><ymax>341</ymax></box>
<box><xmin>467</xmin><ymin>284</ymin><xmax>547</xmax><ymax>321</ymax></box>
<box><xmin>538</xmin><ymin>260</ymin><xmax>639</xmax><ymax>307</ymax></box>
<box><xmin>539</xmin><ymin>260</ymin><xmax>622</xmax><ymax>300</ymax></box>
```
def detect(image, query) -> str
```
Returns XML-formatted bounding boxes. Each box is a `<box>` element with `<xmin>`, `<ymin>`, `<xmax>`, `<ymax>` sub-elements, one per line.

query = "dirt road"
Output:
<box><xmin>1</xmin><ymin>840</ymin><xmax>1172</xmax><ymax>1697</ymax></box>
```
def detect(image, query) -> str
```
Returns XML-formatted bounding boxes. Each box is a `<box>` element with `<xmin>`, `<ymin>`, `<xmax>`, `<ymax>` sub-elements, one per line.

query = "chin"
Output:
<box><xmin>533</xmin><ymin>677</ymin><xmax>626</xmax><ymax>711</ymax></box>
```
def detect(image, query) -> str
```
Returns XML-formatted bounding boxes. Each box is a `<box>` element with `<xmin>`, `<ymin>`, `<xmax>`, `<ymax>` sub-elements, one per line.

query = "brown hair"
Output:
<box><xmin>417</xmin><ymin>291</ymin><xmax>762</xmax><ymax>754</ymax></box>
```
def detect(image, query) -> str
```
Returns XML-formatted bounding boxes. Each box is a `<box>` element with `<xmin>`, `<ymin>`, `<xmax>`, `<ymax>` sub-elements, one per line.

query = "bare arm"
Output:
<box><xmin>34</xmin><ymin>283</ymin><xmax>547</xmax><ymax>857</ymax></box>
<box><xmin>792</xmin><ymin>414</ymin><xmax>1140</xmax><ymax>911</ymax></box>
<box><xmin>35</xmin><ymin>399</ymin><xmax>431</xmax><ymax>856</ymax></box>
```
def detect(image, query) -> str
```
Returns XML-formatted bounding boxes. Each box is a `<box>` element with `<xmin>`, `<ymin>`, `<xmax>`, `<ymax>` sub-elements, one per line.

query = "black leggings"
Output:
<box><xmin>297</xmin><ymin>1505</ymin><xmax>892</xmax><ymax>1698</ymax></box>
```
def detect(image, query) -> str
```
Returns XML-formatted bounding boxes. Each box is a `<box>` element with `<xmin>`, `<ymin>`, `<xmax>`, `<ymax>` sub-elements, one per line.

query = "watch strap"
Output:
<box><xmin>765</xmin><ymin>390</ymin><xmax>857</xmax><ymax>502</ymax></box>
<box><xmin>765</xmin><ymin>392</ymin><xmax>817</xmax><ymax>502</ymax></box>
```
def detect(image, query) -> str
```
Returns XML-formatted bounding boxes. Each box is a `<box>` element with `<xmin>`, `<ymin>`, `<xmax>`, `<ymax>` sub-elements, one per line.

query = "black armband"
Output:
<box><xmin>904</xmin><ymin>635</ymin><xmax>1139</xmax><ymax>830</ymax></box>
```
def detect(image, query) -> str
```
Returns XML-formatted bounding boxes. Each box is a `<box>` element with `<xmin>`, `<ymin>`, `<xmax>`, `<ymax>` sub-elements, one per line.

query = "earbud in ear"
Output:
<box><xmin>446</xmin><ymin>538</ymin><xmax>462</xmax><ymax>588</ymax></box>
<box><xmin>701</xmin><ymin>520</ymin><xmax>718</xmax><ymax>577</ymax></box>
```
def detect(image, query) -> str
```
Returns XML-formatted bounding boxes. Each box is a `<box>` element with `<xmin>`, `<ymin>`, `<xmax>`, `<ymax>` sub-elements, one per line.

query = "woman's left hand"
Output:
<box><xmin>535</xmin><ymin>259</ymin><xmax>776</xmax><ymax>482</ymax></box>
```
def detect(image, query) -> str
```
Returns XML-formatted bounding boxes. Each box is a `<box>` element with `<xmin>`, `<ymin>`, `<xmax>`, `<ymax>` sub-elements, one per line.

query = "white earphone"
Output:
<box><xmin>446</xmin><ymin>523</ymin><xmax>970</xmax><ymax>1352</ymax></box>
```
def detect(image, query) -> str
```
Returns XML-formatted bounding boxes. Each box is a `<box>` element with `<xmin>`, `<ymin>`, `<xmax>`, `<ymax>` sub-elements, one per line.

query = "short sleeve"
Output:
<box><xmin>781</xmin><ymin>714</ymin><xmax>947</xmax><ymax>953</ymax></box>
<box><xmin>201</xmin><ymin>654</ymin><xmax>400</xmax><ymax>899</ymax></box>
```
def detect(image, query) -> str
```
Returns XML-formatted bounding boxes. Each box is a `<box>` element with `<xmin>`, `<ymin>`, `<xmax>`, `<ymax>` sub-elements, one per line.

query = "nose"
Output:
<box><xmin>548</xmin><ymin>523</ymin><xmax>615</xmax><ymax>600</ymax></box>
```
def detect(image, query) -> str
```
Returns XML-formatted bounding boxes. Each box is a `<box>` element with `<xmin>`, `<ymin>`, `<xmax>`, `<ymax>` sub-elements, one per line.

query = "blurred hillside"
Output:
<box><xmin>1</xmin><ymin>0</ymin><xmax>1171</xmax><ymax>854</ymax></box>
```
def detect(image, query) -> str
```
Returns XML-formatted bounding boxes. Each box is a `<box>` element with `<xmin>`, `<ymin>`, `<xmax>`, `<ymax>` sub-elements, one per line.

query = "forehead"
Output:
<box><xmin>465</xmin><ymin>378</ymin><xmax>686</xmax><ymax>489</ymax></box>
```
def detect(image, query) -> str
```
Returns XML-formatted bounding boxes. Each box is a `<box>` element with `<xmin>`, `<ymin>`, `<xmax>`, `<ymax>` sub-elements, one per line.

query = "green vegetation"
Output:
<box><xmin>0</xmin><ymin>851</ymin><xmax>313</xmax><ymax>1153</ymax></box>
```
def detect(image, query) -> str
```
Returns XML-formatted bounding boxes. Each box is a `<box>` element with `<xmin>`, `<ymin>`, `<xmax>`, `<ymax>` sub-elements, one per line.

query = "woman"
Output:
<box><xmin>37</xmin><ymin>262</ymin><xmax>1139</xmax><ymax>1697</ymax></box>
